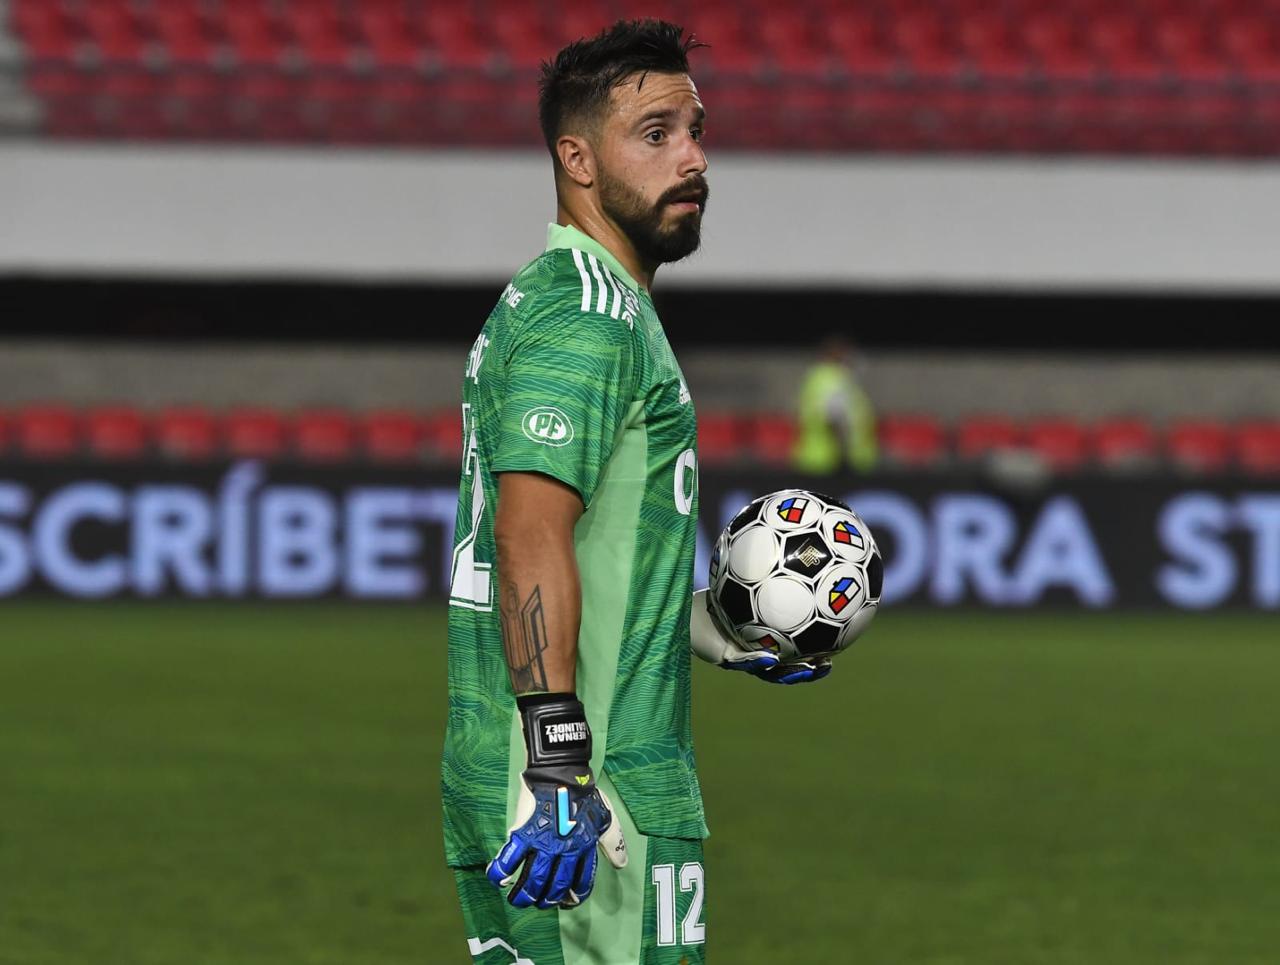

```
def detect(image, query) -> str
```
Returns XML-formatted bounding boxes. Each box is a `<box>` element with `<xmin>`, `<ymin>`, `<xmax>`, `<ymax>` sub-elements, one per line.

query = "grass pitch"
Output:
<box><xmin>2</xmin><ymin>603</ymin><xmax>1278</xmax><ymax>964</ymax></box>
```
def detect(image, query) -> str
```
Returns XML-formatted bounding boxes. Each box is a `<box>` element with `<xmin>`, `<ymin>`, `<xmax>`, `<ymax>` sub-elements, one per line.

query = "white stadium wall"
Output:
<box><xmin>3</xmin><ymin>142</ymin><xmax>1280</xmax><ymax>292</ymax></box>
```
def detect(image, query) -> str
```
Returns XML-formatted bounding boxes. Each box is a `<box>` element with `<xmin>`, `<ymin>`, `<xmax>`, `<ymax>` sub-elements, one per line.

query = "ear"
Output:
<box><xmin>556</xmin><ymin>134</ymin><xmax>595</xmax><ymax>188</ymax></box>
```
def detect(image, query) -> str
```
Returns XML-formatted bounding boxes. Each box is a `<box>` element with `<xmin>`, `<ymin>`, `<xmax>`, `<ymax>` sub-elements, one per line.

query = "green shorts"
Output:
<box><xmin>452</xmin><ymin>775</ymin><xmax>707</xmax><ymax>965</ymax></box>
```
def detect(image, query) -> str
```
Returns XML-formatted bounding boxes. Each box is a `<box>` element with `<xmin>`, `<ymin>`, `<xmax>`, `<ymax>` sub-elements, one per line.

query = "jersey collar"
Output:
<box><xmin>545</xmin><ymin>223</ymin><xmax>642</xmax><ymax>295</ymax></box>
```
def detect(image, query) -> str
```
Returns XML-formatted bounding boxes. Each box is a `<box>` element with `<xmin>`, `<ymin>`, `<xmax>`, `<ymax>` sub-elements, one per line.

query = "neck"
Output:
<box><xmin>556</xmin><ymin>203</ymin><xmax>656</xmax><ymax>292</ymax></box>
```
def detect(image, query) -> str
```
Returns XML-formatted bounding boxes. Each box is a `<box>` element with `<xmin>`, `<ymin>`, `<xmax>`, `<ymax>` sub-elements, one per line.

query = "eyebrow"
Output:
<box><xmin>635</xmin><ymin>106</ymin><xmax>706</xmax><ymax>128</ymax></box>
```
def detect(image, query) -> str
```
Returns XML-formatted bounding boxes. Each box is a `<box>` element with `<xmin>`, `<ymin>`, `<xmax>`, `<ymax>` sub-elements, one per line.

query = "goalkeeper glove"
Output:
<box><xmin>689</xmin><ymin>588</ymin><xmax>833</xmax><ymax>684</ymax></box>
<box><xmin>486</xmin><ymin>693</ymin><xmax>628</xmax><ymax>909</ymax></box>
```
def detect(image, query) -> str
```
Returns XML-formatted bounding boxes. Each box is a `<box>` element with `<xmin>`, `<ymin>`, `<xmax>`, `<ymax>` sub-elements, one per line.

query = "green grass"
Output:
<box><xmin>2</xmin><ymin>604</ymin><xmax>1278</xmax><ymax>964</ymax></box>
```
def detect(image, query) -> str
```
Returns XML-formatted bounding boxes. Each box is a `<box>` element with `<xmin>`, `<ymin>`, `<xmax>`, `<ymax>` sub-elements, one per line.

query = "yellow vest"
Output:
<box><xmin>792</xmin><ymin>362</ymin><xmax>877</xmax><ymax>474</ymax></box>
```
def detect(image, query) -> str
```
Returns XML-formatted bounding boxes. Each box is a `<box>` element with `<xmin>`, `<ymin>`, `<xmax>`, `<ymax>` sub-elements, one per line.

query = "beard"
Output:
<box><xmin>598</xmin><ymin>170</ymin><xmax>709</xmax><ymax>266</ymax></box>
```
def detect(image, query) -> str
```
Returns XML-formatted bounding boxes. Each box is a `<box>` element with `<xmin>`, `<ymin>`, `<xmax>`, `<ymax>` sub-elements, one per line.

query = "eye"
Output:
<box><xmin>691</xmin><ymin>127</ymin><xmax>704</xmax><ymax>142</ymax></box>
<box><xmin>645</xmin><ymin>129</ymin><xmax>665</xmax><ymax>143</ymax></box>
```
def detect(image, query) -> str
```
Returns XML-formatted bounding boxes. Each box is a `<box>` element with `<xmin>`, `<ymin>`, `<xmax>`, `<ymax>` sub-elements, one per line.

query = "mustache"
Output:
<box><xmin>659</xmin><ymin>176</ymin><xmax>709</xmax><ymax>207</ymax></box>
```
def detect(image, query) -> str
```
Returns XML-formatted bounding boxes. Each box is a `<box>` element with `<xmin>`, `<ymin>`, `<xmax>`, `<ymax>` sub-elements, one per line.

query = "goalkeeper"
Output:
<box><xmin>442</xmin><ymin>19</ymin><xmax>828</xmax><ymax>965</ymax></box>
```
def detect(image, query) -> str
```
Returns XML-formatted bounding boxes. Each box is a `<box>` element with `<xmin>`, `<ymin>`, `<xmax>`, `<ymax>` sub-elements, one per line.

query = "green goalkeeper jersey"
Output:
<box><xmin>442</xmin><ymin>223</ymin><xmax>707</xmax><ymax>867</ymax></box>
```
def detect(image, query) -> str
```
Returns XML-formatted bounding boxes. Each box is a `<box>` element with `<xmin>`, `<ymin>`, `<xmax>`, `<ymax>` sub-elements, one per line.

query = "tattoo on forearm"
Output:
<box><xmin>501</xmin><ymin>581</ymin><xmax>549</xmax><ymax>693</ymax></box>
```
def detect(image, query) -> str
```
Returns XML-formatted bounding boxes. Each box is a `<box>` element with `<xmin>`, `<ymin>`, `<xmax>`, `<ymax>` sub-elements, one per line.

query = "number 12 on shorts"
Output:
<box><xmin>652</xmin><ymin>862</ymin><xmax>706</xmax><ymax>947</ymax></box>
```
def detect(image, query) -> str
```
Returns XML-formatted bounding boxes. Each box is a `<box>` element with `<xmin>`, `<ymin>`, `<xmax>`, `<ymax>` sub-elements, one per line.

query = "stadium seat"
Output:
<box><xmin>14</xmin><ymin>404</ymin><xmax>80</xmax><ymax>459</ymax></box>
<box><xmin>155</xmin><ymin>406</ymin><xmax>219</xmax><ymax>460</ymax></box>
<box><xmin>1166</xmin><ymin>419</ymin><xmax>1231</xmax><ymax>473</ymax></box>
<box><xmin>423</xmin><ymin>408</ymin><xmax>464</xmax><ymax>464</ymax></box>
<box><xmin>1234</xmin><ymin>420</ymin><xmax>1280</xmax><ymax>475</ymax></box>
<box><xmin>152</xmin><ymin>4</ymin><xmax>219</xmax><ymax>69</ymax></box>
<box><xmin>827</xmin><ymin>9</ymin><xmax>896</xmax><ymax>78</ymax></box>
<box><xmin>294</xmin><ymin>408</ymin><xmax>355</xmax><ymax>462</ymax></box>
<box><xmin>289</xmin><ymin>1</ymin><xmax>355</xmax><ymax>70</ymax></box>
<box><xmin>959</xmin><ymin>13</ymin><xmax>1031</xmax><ymax>81</ymax></box>
<box><xmin>745</xmin><ymin>413</ymin><xmax>797</xmax><ymax>467</ymax></box>
<box><xmin>878</xmin><ymin>415</ymin><xmax>947</xmax><ymax>468</ymax></box>
<box><xmin>85</xmin><ymin>405</ymin><xmax>149</xmax><ymax>459</ymax></box>
<box><xmin>489</xmin><ymin>4</ymin><xmax>552</xmax><ymax>73</ymax></box>
<box><xmin>361</xmin><ymin>409</ymin><xmax>427</xmax><ymax>462</ymax></box>
<box><xmin>698</xmin><ymin>412</ymin><xmax>746</xmax><ymax>465</ymax></box>
<box><xmin>955</xmin><ymin>415</ymin><xmax>1021</xmax><ymax>462</ymax></box>
<box><xmin>223</xmin><ymin>407</ymin><xmax>287</xmax><ymax>459</ymax></box>
<box><xmin>892</xmin><ymin>10</ymin><xmax>965</xmax><ymax>81</ymax></box>
<box><xmin>1093</xmin><ymin>417</ymin><xmax>1158</xmax><ymax>469</ymax></box>
<box><xmin>1023</xmin><ymin>417</ymin><xmax>1090</xmax><ymax>471</ymax></box>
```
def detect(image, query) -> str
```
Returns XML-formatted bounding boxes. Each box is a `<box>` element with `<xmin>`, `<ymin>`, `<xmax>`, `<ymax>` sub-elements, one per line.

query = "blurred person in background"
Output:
<box><xmin>792</xmin><ymin>334</ymin><xmax>878</xmax><ymax>475</ymax></box>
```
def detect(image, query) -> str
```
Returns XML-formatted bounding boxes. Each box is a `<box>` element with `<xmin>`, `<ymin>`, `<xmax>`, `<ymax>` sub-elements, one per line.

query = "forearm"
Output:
<box><xmin>494</xmin><ymin>475</ymin><xmax>583</xmax><ymax>695</ymax></box>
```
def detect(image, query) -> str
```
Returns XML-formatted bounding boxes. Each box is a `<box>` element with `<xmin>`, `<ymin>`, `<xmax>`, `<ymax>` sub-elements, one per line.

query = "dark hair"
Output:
<box><xmin>538</xmin><ymin>19</ymin><xmax>703</xmax><ymax>159</ymax></box>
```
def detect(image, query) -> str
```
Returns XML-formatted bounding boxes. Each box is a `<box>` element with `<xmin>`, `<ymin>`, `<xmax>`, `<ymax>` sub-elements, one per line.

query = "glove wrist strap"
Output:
<box><xmin>516</xmin><ymin>692</ymin><xmax>592</xmax><ymax>768</ymax></box>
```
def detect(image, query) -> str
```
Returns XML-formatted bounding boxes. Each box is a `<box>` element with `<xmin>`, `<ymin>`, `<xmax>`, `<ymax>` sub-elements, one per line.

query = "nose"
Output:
<box><xmin>678</xmin><ymin>132</ymin><xmax>707</xmax><ymax>179</ymax></box>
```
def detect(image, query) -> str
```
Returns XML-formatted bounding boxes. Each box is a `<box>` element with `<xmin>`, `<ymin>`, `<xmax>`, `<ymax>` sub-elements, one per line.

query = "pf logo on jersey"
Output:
<box><xmin>522</xmin><ymin>407</ymin><xmax>574</xmax><ymax>447</ymax></box>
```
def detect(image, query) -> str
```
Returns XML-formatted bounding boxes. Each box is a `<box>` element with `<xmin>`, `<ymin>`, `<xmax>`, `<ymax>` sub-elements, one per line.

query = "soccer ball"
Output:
<box><xmin>707</xmin><ymin>489</ymin><xmax>882</xmax><ymax>662</ymax></box>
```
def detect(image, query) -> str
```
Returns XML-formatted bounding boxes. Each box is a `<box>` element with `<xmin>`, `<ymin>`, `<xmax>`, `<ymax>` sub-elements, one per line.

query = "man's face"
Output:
<box><xmin>594</xmin><ymin>71</ymin><xmax>709</xmax><ymax>267</ymax></box>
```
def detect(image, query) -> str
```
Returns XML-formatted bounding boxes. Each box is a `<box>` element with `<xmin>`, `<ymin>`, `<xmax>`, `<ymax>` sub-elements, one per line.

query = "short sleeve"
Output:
<box><xmin>490</xmin><ymin>289</ymin><xmax>637</xmax><ymax>506</ymax></box>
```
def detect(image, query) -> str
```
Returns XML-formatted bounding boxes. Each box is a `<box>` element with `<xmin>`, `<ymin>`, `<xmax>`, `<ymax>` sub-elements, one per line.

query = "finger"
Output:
<box><xmin>596</xmin><ymin>789</ymin><xmax>628</xmax><ymax>869</ymax></box>
<box><xmin>567</xmin><ymin>843</ymin><xmax>599</xmax><ymax>905</ymax></box>
<box><xmin>540</xmin><ymin>852</ymin><xmax>578</xmax><ymax>909</ymax></box>
<box><xmin>773</xmin><ymin>663</ymin><xmax>821</xmax><ymax>684</ymax></box>
<box><xmin>508</xmin><ymin>848</ymin><xmax>557</xmax><ymax>909</ymax></box>
<box><xmin>487</xmin><ymin>834</ymin><xmax>531</xmax><ymax>888</ymax></box>
<box><xmin>724</xmin><ymin>653</ymin><xmax>780</xmax><ymax>675</ymax></box>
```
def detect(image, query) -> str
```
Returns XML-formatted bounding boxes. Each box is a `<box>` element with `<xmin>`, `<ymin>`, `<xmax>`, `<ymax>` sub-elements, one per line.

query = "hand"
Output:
<box><xmin>487</xmin><ymin>694</ymin><xmax>627</xmax><ymax>909</ymax></box>
<box><xmin>689</xmin><ymin>589</ymin><xmax>833</xmax><ymax>685</ymax></box>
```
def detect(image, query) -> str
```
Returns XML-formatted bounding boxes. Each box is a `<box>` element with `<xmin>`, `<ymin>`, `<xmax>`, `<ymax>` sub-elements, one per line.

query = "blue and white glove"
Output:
<box><xmin>487</xmin><ymin>693</ymin><xmax>627</xmax><ymax>909</ymax></box>
<box><xmin>689</xmin><ymin>589</ymin><xmax>832</xmax><ymax>684</ymax></box>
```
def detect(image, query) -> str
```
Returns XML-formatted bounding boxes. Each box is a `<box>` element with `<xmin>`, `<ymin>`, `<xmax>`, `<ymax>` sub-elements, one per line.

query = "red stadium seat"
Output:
<box><xmin>686</xmin><ymin>4</ymin><xmax>766</xmax><ymax>78</ymax></box>
<box><xmin>362</xmin><ymin>409</ymin><xmax>427</xmax><ymax>462</ymax></box>
<box><xmin>1093</xmin><ymin>417</ymin><xmax>1158</xmax><ymax>468</ymax></box>
<box><xmin>959</xmin><ymin>13</ymin><xmax>1031</xmax><ymax>81</ymax></box>
<box><xmin>745</xmin><ymin>413</ymin><xmax>797</xmax><ymax>467</ymax></box>
<box><xmin>893</xmin><ymin>10</ymin><xmax>965</xmax><ymax>81</ymax></box>
<box><xmin>290</xmin><ymin>1</ymin><xmax>354</xmax><ymax>70</ymax></box>
<box><xmin>489</xmin><ymin>5</ymin><xmax>552</xmax><ymax>73</ymax></box>
<box><xmin>223</xmin><ymin>407</ymin><xmax>287</xmax><ymax>459</ymax></box>
<box><xmin>879</xmin><ymin>415</ymin><xmax>947</xmax><ymax>468</ymax></box>
<box><xmin>155</xmin><ymin>406</ymin><xmax>218</xmax><ymax>460</ymax></box>
<box><xmin>1166</xmin><ymin>419</ymin><xmax>1231</xmax><ymax>473</ymax></box>
<box><xmin>1235</xmin><ymin>420</ymin><xmax>1280</xmax><ymax>475</ymax></box>
<box><xmin>424</xmin><ymin>408</ymin><xmax>464</xmax><ymax>464</ymax></box>
<box><xmin>758</xmin><ymin>9</ymin><xmax>831</xmax><ymax>78</ymax></box>
<box><xmin>152</xmin><ymin>4</ymin><xmax>218</xmax><ymax>68</ymax></box>
<box><xmin>223</xmin><ymin>0</ymin><xmax>288</xmax><ymax>69</ymax></box>
<box><xmin>1223</xmin><ymin>15</ymin><xmax>1280</xmax><ymax>85</ymax></box>
<box><xmin>1023</xmin><ymin>417</ymin><xmax>1090</xmax><ymax>471</ymax></box>
<box><xmin>85</xmin><ymin>405</ymin><xmax>149</xmax><ymax>459</ymax></box>
<box><xmin>82</xmin><ymin>0</ymin><xmax>148</xmax><ymax>66</ymax></box>
<box><xmin>293</xmin><ymin>408</ymin><xmax>355</xmax><ymax>462</ymax></box>
<box><xmin>1023</xmin><ymin>13</ymin><xmax>1095</xmax><ymax>83</ymax></box>
<box><xmin>955</xmin><ymin>415</ymin><xmax>1021</xmax><ymax>462</ymax></box>
<box><xmin>828</xmin><ymin>9</ymin><xmax>896</xmax><ymax>78</ymax></box>
<box><xmin>423</xmin><ymin>6</ymin><xmax>492</xmax><ymax>72</ymax></box>
<box><xmin>698</xmin><ymin>412</ymin><xmax>746</xmax><ymax>465</ymax></box>
<box><xmin>12</xmin><ymin>1</ymin><xmax>80</xmax><ymax>61</ymax></box>
<box><xmin>14</xmin><ymin>404</ymin><xmax>79</xmax><ymax>459</ymax></box>
<box><xmin>1155</xmin><ymin>14</ymin><xmax>1229</xmax><ymax>84</ymax></box>
<box><xmin>1088</xmin><ymin>13</ymin><xmax>1165</xmax><ymax>84</ymax></box>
